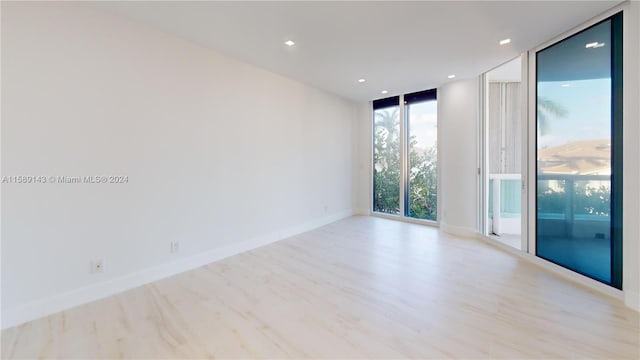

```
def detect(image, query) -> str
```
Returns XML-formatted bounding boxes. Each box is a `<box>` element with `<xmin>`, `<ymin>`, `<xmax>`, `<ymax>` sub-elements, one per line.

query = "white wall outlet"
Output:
<box><xmin>170</xmin><ymin>241</ymin><xmax>180</xmax><ymax>253</ymax></box>
<box><xmin>90</xmin><ymin>260</ymin><xmax>103</xmax><ymax>274</ymax></box>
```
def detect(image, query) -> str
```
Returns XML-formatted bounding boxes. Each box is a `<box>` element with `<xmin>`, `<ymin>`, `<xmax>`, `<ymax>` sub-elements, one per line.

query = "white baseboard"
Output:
<box><xmin>1</xmin><ymin>209</ymin><xmax>354</xmax><ymax>330</ymax></box>
<box><xmin>352</xmin><ymin>208</ymin><xmax>370</xmax><ymax>216</ymax></box>
<box><xmin>440</xmin><ymin>222</ymin><xmax>480</xmax><ymax>239</ymax></box>
<box><xmin>625</xmin><ymin>290</ymin><xmax>640</xmax><ymax>312</ymax></box>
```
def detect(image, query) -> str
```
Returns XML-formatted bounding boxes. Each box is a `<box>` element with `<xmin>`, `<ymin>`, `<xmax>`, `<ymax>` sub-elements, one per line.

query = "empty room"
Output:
<box><xmin>1</xmin><ymin>1</ymin><xmax>639</xmax><ymax>358</ymax></box>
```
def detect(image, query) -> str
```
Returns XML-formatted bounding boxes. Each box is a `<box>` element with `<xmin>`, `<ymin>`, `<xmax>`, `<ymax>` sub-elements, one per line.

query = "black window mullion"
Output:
<box><xmin>610</xmin><ymin>12</ymin><xmax>623</xmax><ymax>290</ymax></box>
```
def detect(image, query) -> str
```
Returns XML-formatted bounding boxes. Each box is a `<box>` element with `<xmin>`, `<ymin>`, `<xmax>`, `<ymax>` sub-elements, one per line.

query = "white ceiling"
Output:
<box><xmin>99</xmin><ymin>1</ymin><xmax>621</xmax><ymax>103</ymax></box>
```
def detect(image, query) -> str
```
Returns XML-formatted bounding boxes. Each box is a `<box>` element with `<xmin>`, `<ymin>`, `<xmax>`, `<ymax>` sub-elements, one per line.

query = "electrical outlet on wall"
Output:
<box><xmin>170</xmin><ymin>241</ymin><xmax>180</xmax><ymax>253</ymax></box>
<box><xmin>90</xmin><ymin>260</ymin><xmax>103</xmax><ymax>274</ymax></box>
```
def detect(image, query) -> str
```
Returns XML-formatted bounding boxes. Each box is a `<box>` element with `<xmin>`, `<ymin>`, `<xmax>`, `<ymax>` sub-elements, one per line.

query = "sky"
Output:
<box><xmin>537</xmin><ymin>78</ymin><xmax>611</xmax><ymax>149</ymax></box>
<box><xmin>380</xmin><ymin>77</ymin><xmax>609</xmax><ymax>154</ymax></box>
<box><xmin>408</xmin><ymin>100</ymin><xmax>437</xmax><ymax>150</ymax></box>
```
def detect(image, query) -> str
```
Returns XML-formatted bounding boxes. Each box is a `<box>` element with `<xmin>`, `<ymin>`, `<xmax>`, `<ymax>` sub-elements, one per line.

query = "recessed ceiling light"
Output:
<box><xmin>448</xmin><ymin>74</ymin><xmax>456</xmax><ymax>79</ymax></box>
<box><xmin>358</xmin><ymin>78</ymin><xmax>366</xmax><ymax>83</ymax></box>
<box><xmin>381</xmin><ymin>90</ymin><xmax>388</xmax><ymax>94</ymax></box>
<box><xmin>284</xmin><ymin>40</ymin><xmax>295</xmax><ymax>46</ymax></box>
<box><xmin>561</xmin><ymin>84</ymin><xmax>571</xmax><ymax>87</ymax></box>
<box><xmin>499</xmin><ymin>38</ymin><xmax>511</xmax><ymax>45</ymax></box>
<box><xmin>585</xmin><ymin>42</ymin><xmax>605</xmax><ymax>49</ymax></box>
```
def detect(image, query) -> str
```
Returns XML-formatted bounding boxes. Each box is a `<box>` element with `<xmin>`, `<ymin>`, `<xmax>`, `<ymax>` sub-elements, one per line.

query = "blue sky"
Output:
<box><xmin>408</xmin><ymin>100</ymin><xmax>437</xmax><ymax>150</ymax></box>
<box><xmin>537</xmin><ymin>78</ymin><xmax>611</xmax><ymax>148</ymax></box>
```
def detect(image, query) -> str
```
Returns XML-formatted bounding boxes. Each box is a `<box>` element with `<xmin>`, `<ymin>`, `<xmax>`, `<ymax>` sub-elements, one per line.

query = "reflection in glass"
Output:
<box><xmin>406</xmin><ymin>100</ymin><xmax>437</xmax><ymax>221</ymax></box>
<box><xmin>536</xmin><ymin>17</ymin><xmax>620</xmax><ymax>285</ymax></box>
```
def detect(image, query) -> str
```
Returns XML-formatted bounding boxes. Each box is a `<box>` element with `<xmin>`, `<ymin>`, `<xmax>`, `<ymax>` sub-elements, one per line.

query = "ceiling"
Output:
<box><xmin>98</xmin><ymin>1</ymin><xmax>621</xmax><ymax>102</ymax></box>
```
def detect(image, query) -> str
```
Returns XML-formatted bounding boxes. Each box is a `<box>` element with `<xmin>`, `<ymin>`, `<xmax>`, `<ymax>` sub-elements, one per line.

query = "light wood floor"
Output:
<box><xmin>489</xmin><ymin>233</ymin><xmax>521</xmax><ymax>250</ymax></box>
<box><xmin>2</xmin><ymin>216</ymin><xmax>639</xmax><ymax>359</ymax></box>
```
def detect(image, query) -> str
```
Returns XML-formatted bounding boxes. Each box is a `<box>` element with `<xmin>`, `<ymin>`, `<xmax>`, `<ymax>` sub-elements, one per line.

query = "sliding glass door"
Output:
<box><xmin>482</xmin><ymin>57</ymin><xmax>524</xmax><ymax>249</ymax></box>
<box><xmin>535</xmin><ymin>13</ymin><xmax>622</xmax><ymax>288</ymax></box>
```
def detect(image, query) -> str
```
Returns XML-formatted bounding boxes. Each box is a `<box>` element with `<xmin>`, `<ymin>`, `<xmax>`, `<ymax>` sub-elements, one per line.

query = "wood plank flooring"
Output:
<box><xmin>2</xmin><ymin>216</ymin><xmax>639</xmax><ymax>358</ymax></box>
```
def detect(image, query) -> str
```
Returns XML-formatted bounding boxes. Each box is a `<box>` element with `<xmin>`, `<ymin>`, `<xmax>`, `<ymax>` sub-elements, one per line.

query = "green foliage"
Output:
<box><xmin>373</xmin><ymin>108</ymin><xmax>437</xmax><ymax>220</ymax></box>
<box><xmin>537</xmin><ymin>180</ymin><xmax>610</xmax><ymax>216</ymax></box>
<box><xmin>407</xmin><ymin>138</ymin><xmax>437</xmax><ymax>220</ymax></box>
<box><xmin>373</xmin><ymin>109</ymin><xmax>401</xmax><ymax>214</ymax></box>
<box><xmin>537</xmin><ymin>181</ymin><xmax>566</xmax><ymax>214</ymax></box>
<box><xmin>574</xmin><ymin>182</ymin><xmax>610</xmax><ymax>216</ymax></box>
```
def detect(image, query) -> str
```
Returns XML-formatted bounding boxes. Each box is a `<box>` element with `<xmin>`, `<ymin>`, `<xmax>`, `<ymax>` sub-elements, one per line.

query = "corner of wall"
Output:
<box><xmin>440</xmin><ymin>222</ymin><xmax>480</xmax><ymax>240</ymax></box>
<box><xmin>1</xmin><ymin>4</ymin><xmax>362</xmax><ymax>330</ymax></box>
<box><xmin>622</xmin><ymin>0</ymin><xmax>640</xmax><ymax>313</ymax></box>
<box><xmin>352</xmin><ymin>208</ymin><xmax>371</xmax><ymax>216</ymax></box>
<box><xmin>625</xmin><ymin>290</ymin><xmax>640</xmax><ymax>312</ymax></box>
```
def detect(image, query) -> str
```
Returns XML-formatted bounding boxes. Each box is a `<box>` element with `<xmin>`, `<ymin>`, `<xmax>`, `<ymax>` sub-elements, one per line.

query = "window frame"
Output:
<box><xmin>529</xmin><ymin>11</ymin><xmax>624</xmax><ymax>290</ymax></box>
<box><xmin>371</xmin><ymin>90</ymin><xmax>439</xmax><ymax>226</ymax></box>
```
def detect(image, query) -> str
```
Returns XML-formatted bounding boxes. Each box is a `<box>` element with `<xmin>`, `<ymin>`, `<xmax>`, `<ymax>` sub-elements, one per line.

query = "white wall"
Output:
<box><xmin>352</xmin><ymin>103</ymin><xmax>372</xmax><ymax>215</ymax></box>
<box><xmin>622</xmin><ymin>0</ymin><xmax>640</xmax><ymax>311</ymax></box>
<box><xmin>1</xmin><ymin>3</ymin><xmax>358</xmax><ymax>328</ymax></box>
<box><xmin>438</xmin><ymin>78</ymin><xmax>480</xmax><ymax>237</ymax></box>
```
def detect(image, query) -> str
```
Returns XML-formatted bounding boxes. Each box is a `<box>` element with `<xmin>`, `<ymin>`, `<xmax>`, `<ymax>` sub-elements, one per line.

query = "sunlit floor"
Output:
<box><xmin>489</xmin><ymin>233</ymin><xmax>522</xmax><ymax>249</ymax></box>
<box><xmin>2</xmin><ymin>216</ymin><xmax>638</xmax><ymax>359</ymax></box>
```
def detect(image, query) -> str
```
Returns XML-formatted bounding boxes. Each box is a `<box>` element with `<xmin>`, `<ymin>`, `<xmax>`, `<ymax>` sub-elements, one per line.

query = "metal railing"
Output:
<box><xmin>489</xmin><ymin>173</ymin><xmax>611</xmax><ymax>236</ymax></box>
<box><xmin>489</xmin><ymin>173</ymin><xmax>521</xmax><ymax>235</ymax></box>
<box><xmin>537</xmin><ymin>173</ymin><xmax>611</xmax><ymax>238</ymax></box>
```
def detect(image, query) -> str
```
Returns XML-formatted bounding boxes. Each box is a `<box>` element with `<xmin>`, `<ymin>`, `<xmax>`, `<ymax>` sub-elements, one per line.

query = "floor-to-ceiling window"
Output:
<box><xmin>405</xmin><ymin>90</ymin><xmax>438</xmax><ymax>221</ymax></box>
<box><xmin>373</xmin><ymin>97</ymin><xmax>401</xmax><ymax>214</ymax></box>
<box><xmin>535</xmin><ymin>13</ymin><xmax>622</xmax><ymax>288</ymax></box>
<box><xmin>372</xmin><ymin>90</ymin><xmax>438</xmax><ymax>222</ymax></box>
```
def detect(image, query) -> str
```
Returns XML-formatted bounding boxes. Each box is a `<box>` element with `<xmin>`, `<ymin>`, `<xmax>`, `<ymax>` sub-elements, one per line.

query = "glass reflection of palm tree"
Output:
<box><xmin>538</xmin><ymin>97</ymin><xmax>567</xmax><ymax>135</ymax></box>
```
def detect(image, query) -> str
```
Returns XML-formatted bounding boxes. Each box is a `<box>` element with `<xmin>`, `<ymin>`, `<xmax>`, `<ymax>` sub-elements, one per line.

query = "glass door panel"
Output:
<box><xmin>406</xmin><ymin>99</ymin><xmax>438</xmax><ymax>221</ymax></box>
<box><xmin>484</xmin><ymin>57</ymin><xmax>523</xmax><ymax>249</ymax></box>
<box><xmin>535</xmin><ymin>14</ymin><xmax>622</xmax><ymax>287</ymax></box>
<box><xmin>373</xmin><ymin>99</ymin><xmax>401</xmax><ymax>214</ymax></box>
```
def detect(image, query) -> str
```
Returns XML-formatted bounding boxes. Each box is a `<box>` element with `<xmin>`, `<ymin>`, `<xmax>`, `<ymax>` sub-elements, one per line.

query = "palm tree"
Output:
<box><xmin>373</xmin><ymin>108</ymin><xmax>400</xmax><ymax>213</ymax></box>
<box><xmin>373</xmin><ymin>108</ymin><xmax>400</xmax><ymax>168</ymax></box>
<box><xmin>374</xmin><ymin>108</ymin><xmax>399</xmax><ymax>139</ymax></box>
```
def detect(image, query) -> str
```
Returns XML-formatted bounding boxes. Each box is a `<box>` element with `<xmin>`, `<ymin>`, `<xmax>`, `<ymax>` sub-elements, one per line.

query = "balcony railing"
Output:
<box><xmin>489</xmin><ymin>174</ymin><xmax>521</xmax><ymax>235</ymax></box>
<box><xmin>537</xmin><ymin>173</ymin><xmax>610</xmax><ymax>239</ymax></box>
<box><xmin>489</xmin><ymin>173</ymin><xmax>611</xmax><ymax>238</ymax></box>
